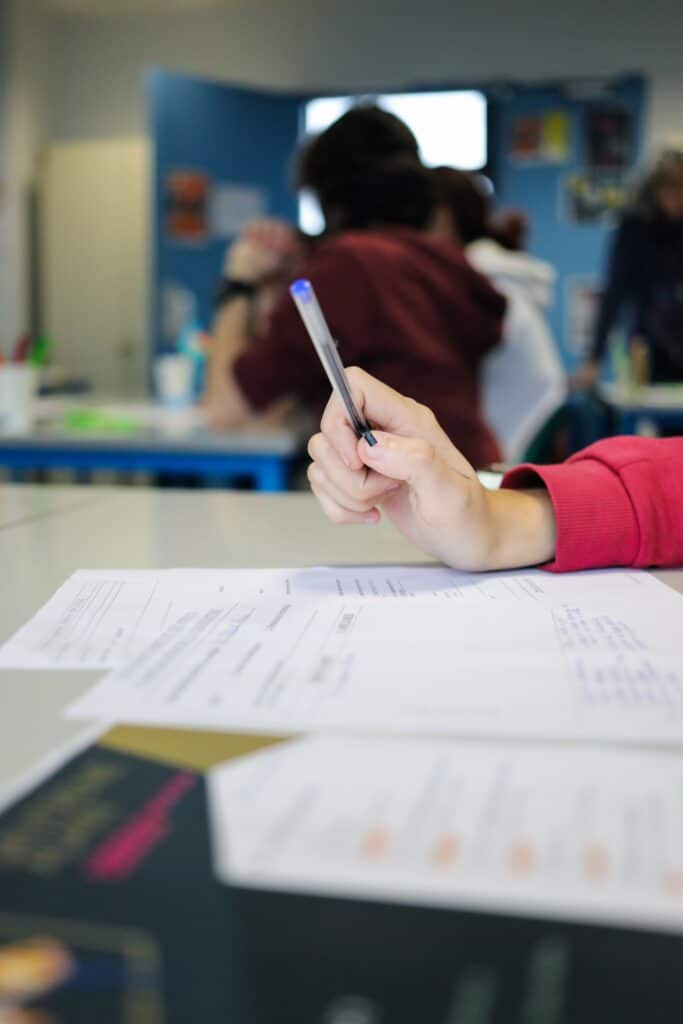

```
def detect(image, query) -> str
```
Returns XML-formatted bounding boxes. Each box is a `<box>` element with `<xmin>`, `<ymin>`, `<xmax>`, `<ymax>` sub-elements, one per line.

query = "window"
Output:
<box><xmin>299</xmin><ymin>90</ymin><xmax>488</xmax><ymax>234</ymax></box>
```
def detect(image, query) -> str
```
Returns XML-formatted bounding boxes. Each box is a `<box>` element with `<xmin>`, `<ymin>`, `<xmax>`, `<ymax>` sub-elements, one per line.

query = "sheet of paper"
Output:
<box><xmin>2</xmin><ymin>564</ymin><xmax>638</xmax><ymax>670</ymax></box>
<box><xmin>66</xmin><ymin>569</ymin><xmax>683</xmax><ymax>744</ymax></box>
<box><xmin>209</xmin><ymin>735</ymin><xmax>683</xmax><ymax>934</ymax></box>
<box><xmin>0</xmin><ymin>569</ymin><xmax>268</xmax><ymax>669</ymax></box>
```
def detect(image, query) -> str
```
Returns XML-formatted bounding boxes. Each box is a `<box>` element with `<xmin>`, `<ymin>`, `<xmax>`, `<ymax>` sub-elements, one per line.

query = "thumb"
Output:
<box><xmin>358</xmin><ymin>431</ymin><xmax>449</xmax><ymax>493</ymax></box>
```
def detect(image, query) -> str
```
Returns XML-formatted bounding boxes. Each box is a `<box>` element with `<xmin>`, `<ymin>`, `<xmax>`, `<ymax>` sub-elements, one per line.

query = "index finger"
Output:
<box><xmin>319</xmin><ymin>366</ymin><xmax>432</xmax><ymax>471</ymax></box>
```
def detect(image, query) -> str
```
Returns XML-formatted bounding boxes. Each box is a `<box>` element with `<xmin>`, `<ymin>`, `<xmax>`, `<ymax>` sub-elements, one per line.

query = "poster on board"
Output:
<box><xmin>209</xmin><ymin>183</ymin><xmax>267</xmax><ymax>239</ymax></box>
<box><xmin>509</xmin><ymin>111</ymin><xmax>571</xmax><ymax>164</ymax></box>
<box><xmin>164</xmin><ymin>173</ymin><xmax>267</xmax><ymax>243</ymax></box>
<box><xmin>164</xmin><ymin>169</ymin><xmax>210</xmax><ymax>243</ymax></box>
<box><xmin>585</xmin><ymin>108</ymin><xmax>632</xmax><ymax>169</ymax></box>
<box><xmin>562</xmin><ymin>171</ymin><xmax>628</xmax><ymax>225</ymax></box>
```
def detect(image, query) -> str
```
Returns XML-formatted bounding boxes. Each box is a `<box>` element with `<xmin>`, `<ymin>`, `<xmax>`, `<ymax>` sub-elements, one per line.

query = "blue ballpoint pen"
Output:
<box><xmin>290</xmin><ymin>279</ymin><xmax>377</xmax><ymax>446</ymax></box>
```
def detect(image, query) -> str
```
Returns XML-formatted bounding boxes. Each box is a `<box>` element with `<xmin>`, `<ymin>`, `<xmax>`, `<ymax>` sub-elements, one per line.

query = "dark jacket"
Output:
<box><xmin>592</xmin><ymin>211</ymin><xmax>683</xmax><ymax>380</ymax></box>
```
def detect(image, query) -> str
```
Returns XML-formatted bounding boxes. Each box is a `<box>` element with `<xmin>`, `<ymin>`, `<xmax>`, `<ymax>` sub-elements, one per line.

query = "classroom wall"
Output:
<box><xmin>0</xmin><ymin>6</ymin><xmax>10</xmax><ymax>154</ymax></box>
<box><xmin>0</xmin><ymin>0</ymin><xmax>48</xmax><ymax>351</ymax></box>
<box><xmin>45</xmin><ymin>0</ymin><xmax>683</xmax><ymax>149</ymax></box>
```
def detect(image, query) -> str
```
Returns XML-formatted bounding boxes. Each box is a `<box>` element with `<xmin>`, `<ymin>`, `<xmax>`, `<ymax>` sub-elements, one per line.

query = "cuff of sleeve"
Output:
<box><xmin>502</xmin><ymin>459</ymin><xmax>639</xmax><ymax>572</ymax></box>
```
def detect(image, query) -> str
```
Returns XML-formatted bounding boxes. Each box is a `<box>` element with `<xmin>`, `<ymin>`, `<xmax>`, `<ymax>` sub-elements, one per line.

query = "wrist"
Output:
<box><xmin>484</xmin><ymin>487</ymin><xmax>557</xmax><ymax>570</ymax></box>
<box><xmin>215</xmin><ymin>278</ymin><xmax>256</xmax><ymax>311</ymax></box>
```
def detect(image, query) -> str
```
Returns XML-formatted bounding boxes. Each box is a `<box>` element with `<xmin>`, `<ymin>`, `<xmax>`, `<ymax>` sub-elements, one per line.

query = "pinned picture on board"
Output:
<box><xmin>585</xmin><ymin>107</ymin><xmax>632</xmax><ymax>170</ymax></box>
<box><xmin>165</xmin><ymin>170</ymin><xmax>210</xmax><ymax>242</ymax></box>
<box><xmin>509</xmin><ymin>111</ymin><xmax>571</xmax><ymax>164</ymax></box>
<box><xmin>562</xmin><ymin>171</ymin><xmax>628</xmax><ymax>225</ymax></box>
<box><xmin>209</xmin><ymin>183</ymin><xmax>267</xmax><ymax>239</ymax></box>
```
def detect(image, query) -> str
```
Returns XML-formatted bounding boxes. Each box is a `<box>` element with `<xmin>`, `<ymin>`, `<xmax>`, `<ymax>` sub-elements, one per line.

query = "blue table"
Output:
<box><xmin>0</xmin><ymin>402</ymin><xmax>308</xmax><ymax>492</ymax></box>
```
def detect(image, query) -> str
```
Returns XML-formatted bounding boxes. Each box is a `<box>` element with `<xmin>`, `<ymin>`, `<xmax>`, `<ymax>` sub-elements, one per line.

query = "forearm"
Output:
<box><xmin>485</xmin><ymin>487</ymin><xmax>557</xmax><ymax>570</ymax></box>
<box><xmin>205</xmin><ymin>298</ymin><xmax>252</xmax><ymax>427</ymax></box>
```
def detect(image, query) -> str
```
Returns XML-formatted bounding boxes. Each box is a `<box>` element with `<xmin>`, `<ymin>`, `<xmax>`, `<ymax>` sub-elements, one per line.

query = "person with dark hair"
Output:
<box><xmin>577</xmin><ymin>148</ymin><xmax>683</xmax><ymax>389</ymax></box>
<box><xmin>204</xmin><ymin>107</ymin><xmax>506</xmax><ymax>468</ymax></box>
<box><xmin>297</xmin><ymin>105</ymin><xmax>428</xmax><ymax>231</ymax></box>
<box><xmin>431</xmin><ymin>167</ymin><xmax>565</xmax><ymax>461</ymax></box>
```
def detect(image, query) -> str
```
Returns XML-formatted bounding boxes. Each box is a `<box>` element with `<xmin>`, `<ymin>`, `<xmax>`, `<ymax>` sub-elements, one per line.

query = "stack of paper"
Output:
<box><xmin>2</xmin><ymin>566</ymin><xmax>681</xmax><ymax>744</ymax></box>
<box><xmin>2</xmin><ymin>564</ymin><xmax>683</xmax><ymax>931</ymax></box>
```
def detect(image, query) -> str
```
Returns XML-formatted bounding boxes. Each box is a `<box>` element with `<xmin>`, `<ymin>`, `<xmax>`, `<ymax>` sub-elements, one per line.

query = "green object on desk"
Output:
<box><xmin>63</xmin><ymin>408</ymin><xmax>141</xmax><ymax>435</ymax></box>
<box><xmin>29</xmin><ymin>334</ymin><xmax>52</xmax><ymax>367</ymax></box>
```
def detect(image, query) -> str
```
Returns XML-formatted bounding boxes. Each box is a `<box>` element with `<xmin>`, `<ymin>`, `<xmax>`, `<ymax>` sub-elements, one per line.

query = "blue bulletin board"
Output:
<box><xmin>148</xmin><ymin>70</ymin><xmax>302</xmax><ymax>366</ymax></box>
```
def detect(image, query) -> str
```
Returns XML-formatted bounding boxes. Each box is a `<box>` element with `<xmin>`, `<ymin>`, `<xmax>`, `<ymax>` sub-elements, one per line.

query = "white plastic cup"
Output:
<box><xmin>0</xmin><ymin>364</ymin><xmax>37</xmax><ymax>435</ymax></box>
<box><xmin>154</xmin><ymin>354</ymin><xmax>194</xmax><ymax>408</ymax></box>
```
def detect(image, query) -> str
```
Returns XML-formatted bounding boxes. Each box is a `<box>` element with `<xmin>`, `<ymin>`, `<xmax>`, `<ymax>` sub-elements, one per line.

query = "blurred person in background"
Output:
<box><xmin>577</xmin><ymin>148</ymin><xmax>683</xmax><ymax>388</ymax></box>
<box><xmin>431</xmin><ymin>167</ymin><xmax>566</xmax><ymax>462</ymax></box>
<box><xmin>204</xmin><ymin>106</ymin><xmax>506</xmax><ymax>468</ymax></box>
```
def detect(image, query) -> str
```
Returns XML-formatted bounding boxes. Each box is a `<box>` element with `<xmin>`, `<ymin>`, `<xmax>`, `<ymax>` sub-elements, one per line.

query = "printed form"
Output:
<box><xmin>1</xmin><ymin>564</ymin><xmax>641</xmax><ymax>669</ymax></box>
<box><xmin>59</xmin><ymin>567</ymin><xmax>683</xmax><ymax>745</ymax></box>
<box><xmin>208</xmin><ymin>735</ymin><xmax>683</xmax><ymax>934</ymax></box>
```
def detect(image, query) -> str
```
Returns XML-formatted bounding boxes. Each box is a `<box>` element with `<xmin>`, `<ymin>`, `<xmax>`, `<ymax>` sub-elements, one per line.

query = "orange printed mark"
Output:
<box><xmin>508</xmin><ymin>840</ymin><xmax>537</xmax><ymax>876</ymax></box>
<box><xmin>432</xmin><ymin>834</ymin><xmax>461</xmax><ymax>869</ymax></box>
<box><xmin>661</xmin><ymin>870</ymin><xmax>683</xmax><ymax>897</ymax></box>
<box><xmin>582</xmin><ymin>843</ymin><xmax>610</xmax><ymax>883</ymax></box>
<box><xmin>360</xmin><ymin>827</ymin><xmax>392</xmax><ymax>862</ymax></box>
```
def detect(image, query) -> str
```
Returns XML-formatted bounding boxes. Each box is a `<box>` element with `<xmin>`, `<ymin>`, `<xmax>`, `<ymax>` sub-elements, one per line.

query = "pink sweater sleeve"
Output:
<box><xmin>502</xmin><ymin>436</ymin><xmax>683</xmax><ymax>572</ymax></box>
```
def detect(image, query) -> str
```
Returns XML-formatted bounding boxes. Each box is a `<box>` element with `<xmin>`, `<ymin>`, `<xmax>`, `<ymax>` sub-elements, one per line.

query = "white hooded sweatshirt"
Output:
<box><xmin>467</xmin><ymin>238</ymin><xmax>567</xmax><ymax>463</ymax></box>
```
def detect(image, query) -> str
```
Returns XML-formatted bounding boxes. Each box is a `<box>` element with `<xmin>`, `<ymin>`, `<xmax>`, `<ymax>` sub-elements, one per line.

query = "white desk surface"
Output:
<box><xmin>0</xmin><ymin>483</ymin><xmax>100</xmax><ymax>531</ymax></box>
<box><xmin>0</xmin><ymin>483</ymin><xmax>681</xmax><ymax>810</ymax></box>
<box><xmin>0</xmin><ymin>399</ymin><xmax>310</xmax><ymax>455</ymax></box>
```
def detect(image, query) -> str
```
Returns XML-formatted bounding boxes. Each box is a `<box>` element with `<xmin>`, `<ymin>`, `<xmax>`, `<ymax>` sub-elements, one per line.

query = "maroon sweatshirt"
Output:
<box><xmin>234</xmin><ymin>227</ymin><xmax>505</xmax><ymax>468</ymax></box>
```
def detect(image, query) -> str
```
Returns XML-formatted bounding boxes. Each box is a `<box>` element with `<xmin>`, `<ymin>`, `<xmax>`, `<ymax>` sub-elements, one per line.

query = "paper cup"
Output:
<box><xmin>0</xmin><ymin>364</ymin><xmax>37</xmax><ymax>435</ymax></box>
<box><xmin>154</xmin><ymin>354</ymin><xmax>194</xmax><ymax>408</ymax></box>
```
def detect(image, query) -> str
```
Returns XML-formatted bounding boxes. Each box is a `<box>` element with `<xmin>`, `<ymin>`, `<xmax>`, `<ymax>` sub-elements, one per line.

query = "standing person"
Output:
<box><xmin>431</xmin><ymin>167</ymin><xmax>566</xmax><ymax>462</ymax></box>
<box><xmin>577</xmin><ymin>148</ymin><xmax>683</xmax><ymax>388</ymax></box>
<box><xmin>204</xmin><ymin>106</ymin><xmax>506</xmax><ymax>469</ymax></box>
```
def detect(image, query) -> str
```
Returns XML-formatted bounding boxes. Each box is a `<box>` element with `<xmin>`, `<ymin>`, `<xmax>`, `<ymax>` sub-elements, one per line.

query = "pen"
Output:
<box><xmin>290</xmin><ymin>279</ymin><xmax>377</xmax><ymax>445</ymax></box>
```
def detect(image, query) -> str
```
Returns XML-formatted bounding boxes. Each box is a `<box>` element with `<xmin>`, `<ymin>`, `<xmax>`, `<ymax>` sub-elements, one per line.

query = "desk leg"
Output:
<box><xmin>254</xmin><ymin>456</ymin><xmax>289</xmax><ymax>492</ymax></box>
